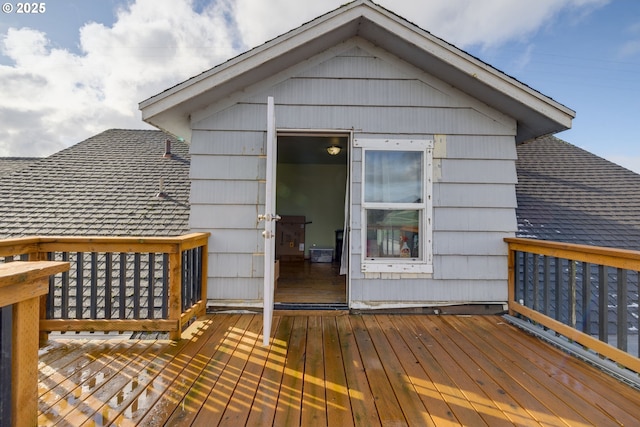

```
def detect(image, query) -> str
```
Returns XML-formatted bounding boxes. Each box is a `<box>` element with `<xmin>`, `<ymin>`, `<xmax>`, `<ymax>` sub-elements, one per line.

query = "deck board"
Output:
<box><xmin>38</xmin><ymin>314</ymin><xmax>640</xmax><ymax>426</ymax></box>
<box><xmin>473</xmin><ymin>318</ymin><xmax>640</xmax><ymax>425</ymax></box>
<box><xmin>322</xmin><ymin>317</ymin><xmax>354</xmax><ymax>427</ymax></box>
<box><xmin>334</xmin><ymin>315</ymin><xmax>381</xmax><ymax>427</ymax></box>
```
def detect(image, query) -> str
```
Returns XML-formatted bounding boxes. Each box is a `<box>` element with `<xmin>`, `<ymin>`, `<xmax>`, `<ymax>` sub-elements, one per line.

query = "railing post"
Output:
<box><xmin>27</xmin><ymin>250</ymin><xmax>49</xmax><ymax>346</ymax></box>
<box><xmin>617</xmin><ymin>269</ymin><xmax>628</xmax><ymax>352</ymax></box>
<box><xmin>0</xmin><ymin>261</ymin><xmax>69</xmax><ymax>427</ymax></box>
<box><xmin>569</xmin><ymin>260</ymin><xmax>576</xmax><ymax>328</ymax></box>
<box><xmin>168</xmin><ymin>251</ymin><xmax>182</xmax><ymax>340</ymax></box>
<box><xmin>200</xmin><ymin>239</ymin><xmax>208</xmax><ymax>317</ymax></box>
<box><xmin>507</xmin><ymin>247</ymin><xmax>515</xmax><ymax>315</ymax></box>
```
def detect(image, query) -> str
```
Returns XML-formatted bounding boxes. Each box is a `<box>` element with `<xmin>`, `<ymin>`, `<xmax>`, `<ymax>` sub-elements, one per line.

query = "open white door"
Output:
<box><xmin>260</xmin><ymin>96</ymin><xmax>279</xmax><ymax>346</ymax></box>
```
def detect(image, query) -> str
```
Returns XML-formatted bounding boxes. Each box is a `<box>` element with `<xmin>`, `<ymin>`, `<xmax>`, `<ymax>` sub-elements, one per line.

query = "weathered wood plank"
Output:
<box><xmin>0</xmin><ymin>279</ymin><xmax>48</xmax><ymax>309</ymax></box>
<box><xmin>374</xmin><ymin>315</ymin><xmax>459</xmax><ymax>427</ymax></box>
<box><xmin>11</xmin><ymin>296</ymin><xmax>40</xmax><ymax>427</ymax></box>
<box><xmin>272</xmin><ymin>316</ymin><xmax>307</xmax><ymax>426</ymax></box>
<box><xmin>361</xmin><ymin>315</ymin><xmax>435</xmax><ymax>426</ymax></box>
<box><xmin>39</xmin><ymin>319</ymin><xmax>178</xmax><ymax>332</ymax></box>
<box><xmin>505</xmin><ymin>237</ymin><xmax>640</xmax><ymax>270</ymax></box>
<box><xmin>152</xmin><ymin>315</ymin><xmax>249</xmax><ymax>426</ymax></box>
<box><xmin>244</xmin><ymin>315</ymin><xmax>291</xmax><ymax>426</ymax></box>
<box><xmin>63</xmin><ymin>342</ymin><xmax>167</xmax><ymax>426</ymax></box>
<box><xmin>38</xmin><ymin>340</ymin><xmax>140</xmax><ymax>425</ymax></box>
<box><xmin>0</xmin><ymin>261</ymin><xmax>69</xmax><ymax>289</ymax></box>
<box><xmin>94</xmin><ymin>318</ymin><xmax>216</xmax><ymax>425</ymax></box>
<box><xmin>444</xmin><ymin>315</ymin><xmax>595</xmax><ymax>426</ymax></box>
<box><xmin>423</xmin><ymin>315</ymin><xmax>533</xmax><ymax>426</ymax></box>
<box><xmin>301</xmin><ymin>316</ymin><xmax>327</xmax><ymax>427</ymax></box>
<box><xmin>217</xmin><ymin>317</ymin><xmax>278</xmax><ymax>427</ymax></box>
<box><xmin>190</xmin><ymin>315</ymin><xmax>264</xmax><ymax>427</ymax></box>
<box><xmin>473</xmin><ymin>316</ymin><xmax>640</xmax><ymax>425</ymax></box>
<box><xmin>349</xmin><ymin>315</ymin><xmax>407</xmax><ymax>425</ymax></box>
<box><xmin>38</xmin><ymin>340</ymin><xmax>127</xmax><ymax>397</ymax></box>
<box><xmin>334</xmin><ymin>315</ymin><xmax>381</xmax><ymax>427</ymax></box>
<box><xmin>397</xmin><ymin>316</ymin><xmax>489</xmax><ymax>426</ymax></box>
<box><xmin>36</xmin><ymin>314</ymin><xmax>640</xmax><ymax>427</ymax></box>
<box><xmin>509</xmin><ymin>301</ymin><xmax>640</xmax><ymax>374</ymax></box>
<box><xmin>322</xmin><ymin>316</ymin><xmax>354</xmax><ymax>427</ymax></box>
<box><xmin>133</xmin><ymin>316</ymin><xmax>236</xmax><ymax>425</ymax></box>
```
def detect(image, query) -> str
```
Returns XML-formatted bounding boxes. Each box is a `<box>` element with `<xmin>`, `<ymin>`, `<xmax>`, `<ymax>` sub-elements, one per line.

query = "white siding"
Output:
<box><xmin>433</xmin><ymin>208</ymin><xmax>517</xmax><ymax>232</ymax></box>
<box><xmin>190</xmin><ymin>40</ymin><xmax>518</xmax><ymax>306</ymax></box>
<box><xmin>195</xmin><ymin>104</ymin><xmax>514</xmax><ymax>137</ymax></box>
<box><xmin>191</xmin><ymin>180</ymin><xmax>263</xmax><ymax>205</ymax></box>
<box><xmin>434</xmin><ymin>183</ymin><xmax>517</xmax><ymax>208</ymax></box>
<box><xmin>440</xmin><ymin>159</ymin><xmax>518</xmax><ymax>184</ymax></box>
<box><xmin>433</xmin><ymin>232</ymin><xmax>511</xmax><ymax>256</ymax></box>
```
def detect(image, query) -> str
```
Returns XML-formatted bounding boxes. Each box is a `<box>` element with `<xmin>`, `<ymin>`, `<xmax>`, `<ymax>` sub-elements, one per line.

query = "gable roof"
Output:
<box><xmin>516</xmin><ymin>135</ymin><xmax>640</xmax><ymax>250</ymax></box>
<box><xmin>140</xmin><ymin>0</ymin><xmax>574</xmax><ymax>143</ymax></box>
<box><xmin>0</xmin><ymin>129</ymin><xmax>190</xmax><ymax>238</ymax></box>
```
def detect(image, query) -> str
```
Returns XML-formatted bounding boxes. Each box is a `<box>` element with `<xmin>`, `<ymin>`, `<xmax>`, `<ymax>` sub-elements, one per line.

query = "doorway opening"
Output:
<box><xmin>274</xmin><ymin>133</ymin><xmax>349</xmax><ymax>307</ymax></box>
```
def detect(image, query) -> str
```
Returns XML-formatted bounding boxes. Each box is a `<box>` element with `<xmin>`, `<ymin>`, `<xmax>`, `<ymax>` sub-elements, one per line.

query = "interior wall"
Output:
<box><xmin>277</xmin><ymin>163</ymin><xmax>347</xmax><ymax>257</ymax></box>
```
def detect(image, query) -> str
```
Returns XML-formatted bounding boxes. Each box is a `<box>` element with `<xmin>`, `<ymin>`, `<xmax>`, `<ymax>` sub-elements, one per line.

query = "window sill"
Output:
<box><xmin>362</xmin><ymin>262</ymin><xmax>433</xmax><ymax>274</ymax></box>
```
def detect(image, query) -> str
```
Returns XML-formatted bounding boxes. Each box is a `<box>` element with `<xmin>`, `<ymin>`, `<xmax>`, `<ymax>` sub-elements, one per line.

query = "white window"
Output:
<box><xmin>355</xmin><ymin>138</ymin><xmax>433</xmax><ymax>273</ymax></box>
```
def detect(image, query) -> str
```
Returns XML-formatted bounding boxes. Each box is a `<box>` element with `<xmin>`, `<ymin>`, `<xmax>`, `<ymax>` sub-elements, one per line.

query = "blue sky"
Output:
<box><xmin>1</xmin><ymin>0</ymin><xmax>639</xmax><ymax>172</ymax></box>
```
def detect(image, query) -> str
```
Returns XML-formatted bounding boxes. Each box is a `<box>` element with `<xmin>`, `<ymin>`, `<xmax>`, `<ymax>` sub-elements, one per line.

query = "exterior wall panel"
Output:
<box><xmin>190</xmin><ymin>205</ymin><xmax>258</xmax><ymax>230</ymax></box>
<box><xmin>244</xmin><ymin>78</ymin><xmax>454</xmax><ymax>107</ymax></box>
<box><xmin>195</xmin><ymin>104</ymin><xmax>514</xmax><ymax>137</ymax></box>
<box><xmin>190</xmin><ymin>156</ymin><xmax>264</xmax><ymax>180</ymax></box>
<box><xmin>191</xmin><ymin>180</ymin><xmax>262</xmax><ymax>205</ymax></box>
<box><xmin>440</xmin><ymin>159</ymin><xmax>518</xmax><ymax>184</ymax></box>
<box><xmin>433</xmin><ymin>232</ymin><xmax>511</xmax><ymax>256</ymax></box>
<box><xmin>434</xmin><ymin>183</ymin><xmax>517</xmax><ymax>208</ymax></box>
<box><xmin>190</xmin><ymin>41</ymin><xmax>518</xmax><ymax>307</ymax></box>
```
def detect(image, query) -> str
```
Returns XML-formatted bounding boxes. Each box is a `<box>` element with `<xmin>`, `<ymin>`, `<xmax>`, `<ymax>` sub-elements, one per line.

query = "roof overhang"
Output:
<box><xmin>139</xmin><ymin>0</ymin><xmax>575</xmax><ymax>143</ymax></box>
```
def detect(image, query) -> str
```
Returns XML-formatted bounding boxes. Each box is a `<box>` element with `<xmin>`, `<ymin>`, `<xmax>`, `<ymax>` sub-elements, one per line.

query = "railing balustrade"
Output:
<box><xmin>0</xmin><ymin>233</ymin><xmax>209</xmax><ymax>340</ymax></box>
<box><xmin>505</xmin><ymin>237</ymin><xmax>640</xmax><ymax>375</ymax></box>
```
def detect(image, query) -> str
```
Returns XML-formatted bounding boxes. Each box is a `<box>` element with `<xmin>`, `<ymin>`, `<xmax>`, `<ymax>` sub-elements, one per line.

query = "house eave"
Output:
<box><xmin>139</xmin><ymin>0</ymin><xmax>574</xmax><ymax>142</ymax></box>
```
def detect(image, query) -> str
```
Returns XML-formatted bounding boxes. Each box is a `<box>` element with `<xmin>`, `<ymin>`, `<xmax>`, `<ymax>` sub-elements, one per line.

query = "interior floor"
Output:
<box><xmin>275</xmin><ymin>260</ymin><xmax>346</xmax><ymax>304</ymax></box>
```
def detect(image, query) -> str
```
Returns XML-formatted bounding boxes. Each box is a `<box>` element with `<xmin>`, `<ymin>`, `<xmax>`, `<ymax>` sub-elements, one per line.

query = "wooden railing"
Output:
<box><xmin>0</xmin><ymin>233</ymin><xmax>209</xmax><ymax>340</ymax></box>
<box><xmin>505</xmin><ymin>237</ymin><xmax>640</xmax><ymax>374</ymax></box>
<box><xmin>1</xmin><ymin>260</ymin><xmax>70</xmax><ymax>427</ymax></box>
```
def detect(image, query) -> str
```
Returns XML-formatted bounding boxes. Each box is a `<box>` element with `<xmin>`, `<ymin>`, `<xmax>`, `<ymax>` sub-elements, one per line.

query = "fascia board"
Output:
<box><xmin>356</xmin><ymin>10</ymin><xmax>575</xmax><ymax>129</ymax></box>
<box><xmin>141</xmin><ymin>0</ymin><xmax>574</xmax><ymax>139</ymax></box>
<box><xmin>139</xmin><ymin>3</ymin><xmax>368</xmax><ymax>120</ymax></box>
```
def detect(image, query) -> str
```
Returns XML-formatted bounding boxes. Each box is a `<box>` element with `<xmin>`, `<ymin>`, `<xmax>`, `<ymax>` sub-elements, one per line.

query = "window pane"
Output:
<box><xmin>366</xmin><ymin>209</ymin><xmax>420</xmax><ymax>258</ymax></box>
<box><xmin>364</xmin><ymin>151</ymin><xmax>423</xmax><ymax>203</ymax></box>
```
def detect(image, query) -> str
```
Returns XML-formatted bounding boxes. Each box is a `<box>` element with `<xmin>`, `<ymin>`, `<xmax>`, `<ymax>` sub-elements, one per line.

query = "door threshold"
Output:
<box><xmin>274</xmin><ymin>302</ymin><xmax>348</xmax><ymax>311</ymax></box>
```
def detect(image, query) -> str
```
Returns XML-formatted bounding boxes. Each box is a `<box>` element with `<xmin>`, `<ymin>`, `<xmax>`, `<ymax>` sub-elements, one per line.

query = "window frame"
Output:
<box><xmin>355</xmin><ymin>138</ymin><xmax>434</xmax><ymax>274</ymax></box>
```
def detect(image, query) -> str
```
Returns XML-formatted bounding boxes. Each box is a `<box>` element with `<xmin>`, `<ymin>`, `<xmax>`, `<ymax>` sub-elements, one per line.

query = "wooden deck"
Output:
<box><xmin>275</xmin><ymin>261</ymin><xmax>346</xmax><ymax>304</ymax></box>
<box><xmin>38</xmin><ymin>314</ymin><xmax>639</xmax><ymax>426</ymax></box>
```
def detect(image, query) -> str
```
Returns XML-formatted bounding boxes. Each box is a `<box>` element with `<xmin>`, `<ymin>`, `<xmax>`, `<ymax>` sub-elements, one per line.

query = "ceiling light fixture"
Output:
<box><xmin>327</xmin><ymin>145</ymin><xmax>341</xmax><ymax>155</ymax></box>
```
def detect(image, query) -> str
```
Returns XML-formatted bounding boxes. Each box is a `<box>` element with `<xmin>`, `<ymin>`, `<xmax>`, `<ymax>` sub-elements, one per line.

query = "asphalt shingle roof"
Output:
<box><xmin>516</xmin><ymin>135</ymin><xmax>640</xmax><ymax>250</ymax></box>
<box><xmin>3</xmin><ymin>129</ymin><xmax>640</xmax><ymax>250</ymax></box>
<box><xmin>0</xmin><ymin>157</ymin><xmax>40</xmax><ymax>177</ymax></box>
<box><xmin>0</xmin><ymin>129</ymin><xmax>190</xmax><ymax>238</ymax></box>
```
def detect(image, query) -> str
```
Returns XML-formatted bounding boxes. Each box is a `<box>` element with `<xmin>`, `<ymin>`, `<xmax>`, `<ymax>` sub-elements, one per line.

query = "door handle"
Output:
<box><xmin>258</xmin><ymin>214</ymin><xmax>281</xmax><ymax>222</ymax></box>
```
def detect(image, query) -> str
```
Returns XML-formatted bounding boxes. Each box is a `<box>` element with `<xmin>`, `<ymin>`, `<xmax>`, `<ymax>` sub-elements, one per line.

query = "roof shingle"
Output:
<box><xmin>0</xmin><ymin>129</ymin><xmax>190</xmax><ymax>238</ymax></box>
<box><xmin>516</xmin><ymin>135</ymin><xmax>640</xmax><ymax>250</ymax></box>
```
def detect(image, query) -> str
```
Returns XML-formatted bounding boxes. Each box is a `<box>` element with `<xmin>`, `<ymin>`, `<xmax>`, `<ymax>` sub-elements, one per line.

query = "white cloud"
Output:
<box><xmin>617</xmin><ymin>20</ymin><xmax>640</xmax><ymax>58</ymax></box>
<box><xmin>0</xmin><ymin>0</ymin><xmax>238</xmax><ymax>156</ymax></box>
<box><xmin>234</xmin><ymin>0</ymin><xmax>610</xmax><ymax>50</ymax></box>
<box><xmin>0</xmin><ymin>0</ymin><xmax>609</xmax><ymax>157</ymax></box>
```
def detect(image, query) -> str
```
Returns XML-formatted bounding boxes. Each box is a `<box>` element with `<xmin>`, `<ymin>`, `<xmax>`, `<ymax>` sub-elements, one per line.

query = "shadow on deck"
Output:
<box><xmin>38</xmin><ymin>314</ymin><xmax>639</xmax><ymax>426</ymax></box>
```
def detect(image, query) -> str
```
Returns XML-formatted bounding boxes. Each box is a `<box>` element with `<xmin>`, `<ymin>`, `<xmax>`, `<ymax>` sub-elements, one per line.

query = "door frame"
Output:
<box><xmin>274</xmin><ymin>128</ymin><xmax>352</xmax><ymax>307</ymax></box>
